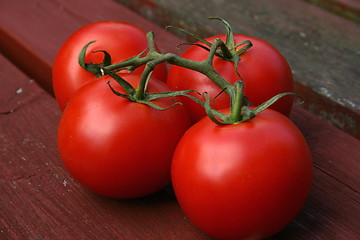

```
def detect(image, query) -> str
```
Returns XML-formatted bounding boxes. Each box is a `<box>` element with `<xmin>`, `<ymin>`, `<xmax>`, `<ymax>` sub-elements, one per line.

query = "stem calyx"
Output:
<box><xmin>203</xmin><ymin>81</ymin><xmax>300</xmax><ymax>125</ymax></box>
<box><xmin>167</xmin><ymin>17</ymin><xmax>253</xmax><ymax>77</ymax></box>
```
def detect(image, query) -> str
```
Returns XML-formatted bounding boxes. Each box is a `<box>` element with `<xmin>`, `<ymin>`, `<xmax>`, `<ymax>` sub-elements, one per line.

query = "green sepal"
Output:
<box><xmin>234</xmin><ymin>40</ymin><xmax>253</xmax><ymax>55</ymax></box>
<box><xmin>137</xmin><ymin>100</ymin><xmax>183</xmax><ymax>111</ymax></box>
<box><xmin>209</xmin><ymin>17</ymin><xmax>235</xmax><ymax>49</ymax></box>
<box><xmin>235</xmin><ymin>92</ymin><xmax>300</xmax><ymax>124</ymax></box>
<box><xmin>252</xmin><ymin>92</ymin><xmax>301</xmax><ymax>115</ymax></box>
<box><xmin>145</xmin><ymin>89</ymin><xmax>199</xmax><ymax>101</ymax></box>
<box><xmin>202</xmin><ymin>92</ymin><xmax>231</xmax><ymax>125</ymax></box>
<box><xmin>78</xmin><ymin>41</ymin><xmax>113</xmax><ymax>77</ymax></box>
<box><xmin>78</xmin><ymin>41</ymin><xmax>95</xmax><ymax>69</ymax></box>
<box><xmin>166</xmin><ymin>26</ymin><xmax>212</xmax><ymax>47</ymax></box>
<box><xmin>106</xmin><ymin>81</ymin><xmax>133</xmax><ymax>101</ymax></box>
<box><xmin>166</xmin><ymin>18</ymin><xmax>253</xmax><ymax>80</ymax></box>
<box><xmin>100</xmin><ymin>67</ymin><xmax>136</xmax><ymax>97</ymax></box>
<box><xmin>92</xmin><ymin>50</ymin><xmax>112</xmax><ymax>67</ymax></box>
<box><xmin>175</xmin><ymin>42</ymin><xmax>211</xmax><ymax>52</ymax></box>
<box><xmin>201</xmin><ymin>81</ymin><xmax>300</xmax><ymax>125</ymax></box>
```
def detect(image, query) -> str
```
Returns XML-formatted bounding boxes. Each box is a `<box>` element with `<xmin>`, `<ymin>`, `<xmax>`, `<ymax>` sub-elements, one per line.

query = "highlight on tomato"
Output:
<box><xmin>167</xmin><ymin>18</ymin><xmax>294</xmax><ymax>122</ymax></box>
<box><xmin>57</xmin><ymin>72</ymin><xmax>191</xmax><ymax>199</ymax></box>
<box><xmin>52</xmin><ymin>21</ymin><xmax>168</xmax><ymax>110</ymax></box>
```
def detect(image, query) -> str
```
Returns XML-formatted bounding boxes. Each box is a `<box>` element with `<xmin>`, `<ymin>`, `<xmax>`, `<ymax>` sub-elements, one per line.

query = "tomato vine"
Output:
<box><xmin>79</xmin><ymin>18</ymin><xmax>297</xmax><ymax>124</ymax></box>
<box><xmin>55</xmin><ymin>18</ymin><xmax>312</xmax><ymax>239</ymax></box>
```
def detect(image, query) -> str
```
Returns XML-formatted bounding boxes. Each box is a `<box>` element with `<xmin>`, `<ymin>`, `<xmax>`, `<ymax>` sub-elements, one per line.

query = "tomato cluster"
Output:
<box><xmin>53</xmin><ymin>19</ymin><xmax>313</xmax><ymax>240</ymax></box>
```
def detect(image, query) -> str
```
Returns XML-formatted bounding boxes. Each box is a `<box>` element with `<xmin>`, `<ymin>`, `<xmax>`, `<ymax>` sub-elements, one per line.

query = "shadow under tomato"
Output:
<box><xmin>85</xmin><ymin>186</ymin><xmax>213</xmax><ymax>239</ymax></box>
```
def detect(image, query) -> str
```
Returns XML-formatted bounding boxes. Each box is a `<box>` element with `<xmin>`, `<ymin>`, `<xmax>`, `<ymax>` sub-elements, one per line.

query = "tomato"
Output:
<box><xmin>57</xmin><ymin>73</ymin><xmax>191</xmax><ymax>199</ymax></box>
<box><xmin>171</xmin><ymin>108</ymin><xmax>313</xmax><ymax>239</ymax></box>
<box><xmin>167</xmin><ymin>34</ymin><xmax>294</xmax><ymax>122</ymax></box>
<box><xmin>52</xmin><ymin>21</ymin><xmax>168</xmax><ymax>110</ymax></box>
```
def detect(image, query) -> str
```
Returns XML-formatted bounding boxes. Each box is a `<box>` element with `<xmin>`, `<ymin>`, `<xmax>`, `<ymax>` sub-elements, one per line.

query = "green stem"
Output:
<box><xmin>103</xmin><ymin>33</ymin><xmax>234</xmax><ymax>98</ymax></box>
<box><xmin>133</xmin><ymin>54</ymin><xmax>170</xmax><ymax>100</ymax></box>
<box><xmin>229</xmin><ymin>81</ymin><xmax>244</xmax><ymax>122</ymax></box>
<box><xmin>234</xmin><ymin>40</ymin><xmax>253</xmax><ymax>55</ymax></box>
<box><xmin>133</xmin><ymin>69</ymin><xmax>151</xmax><ymax>100</ymax></box>
<box><xmin>79</xmin><ymin>29</ymin><xmax>243</xmax><ymax>115</ymax></box>
<box><xmin>217</xmin><ymin>39</ymin><xmax>234</xmax><ymax>60</ymax></box>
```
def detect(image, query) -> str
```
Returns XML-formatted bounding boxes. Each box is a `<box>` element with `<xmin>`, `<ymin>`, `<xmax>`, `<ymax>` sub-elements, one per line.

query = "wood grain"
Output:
<box><xmin>0</xmin><ymin>0</ymin><xmax>359</xmax><ymax>239</ymax></box>
<box><xmin>0</xmin><ymin>54</ymin><xmax>211</xmax><ymax>240</ymax></box>
<box><xmin>301</xmin><ymin>0</ymin><xmax>360</xmax><ymax>23</ymax></box>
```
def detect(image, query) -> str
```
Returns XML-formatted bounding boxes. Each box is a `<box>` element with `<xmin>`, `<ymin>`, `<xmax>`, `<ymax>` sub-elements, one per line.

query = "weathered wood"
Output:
<box><xmin>302</xmin><ymin>0</ymin><xmax>360</xmax><ymax>23</ymax></box>
<box><xmin>115</xmin><ymin>0</ymin><xmax>360</xmax><ymax>139</ymax></box>
<box><xmin>0</xmin><ymin>0</ymin><xmax>359</xmax><ymax>239</ymax></box>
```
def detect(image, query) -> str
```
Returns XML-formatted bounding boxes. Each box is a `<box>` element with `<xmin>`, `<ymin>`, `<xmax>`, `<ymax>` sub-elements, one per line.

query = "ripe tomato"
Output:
<box><xmin>57</xmin><ymin>73</ymin><xmax>191</xmax><ymax>199</ymax></box>
<box><xmin>171</xmin><ymin>109</ymin><xmax>313</xmax><ymax>239</ymax></box>
<box><xmin>167</xmin><ymin>34</ymin><xmax>294</xmax><ymax>122</ymax></box>
<box><xmin>52</xmin><ymin>21</ymin><xmax>168</xmax><ymax>110</ymax></box>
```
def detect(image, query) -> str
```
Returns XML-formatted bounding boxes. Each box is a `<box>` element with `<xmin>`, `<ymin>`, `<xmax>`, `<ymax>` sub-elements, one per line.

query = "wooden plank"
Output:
<box><xmin>283</xmin><ymin>107</ymin><xmax>360</xmax><ymax>239</ymax></box>
<box><xmin>0</xmin><ymin>54</ymin><xmax>210</xmax><ymax>240</ymax></box>
<box><xmin>115</xmin><ymin>0</ymin><xmax>360</xmax><ymax>139</ymax></box>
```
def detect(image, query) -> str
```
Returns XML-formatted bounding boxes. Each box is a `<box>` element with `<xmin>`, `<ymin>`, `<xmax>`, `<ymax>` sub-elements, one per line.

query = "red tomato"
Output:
<box><xmin>57</xmin><ymin>73</ymin><xmax>191</xmax><ymax>199</ymax></box>
<box><xmin>167</xmin><ymin>34</ymin><xmax>294</xmax><ymax>122</ymax></box>
<box><xmin>171</xmin><ymin>109</ymin><xmax>313</xmax><ymax>239</ymax></box>
<box><xmin>53</xmin><ymin>21</ymin><xmax>168</xmax><ymax>110</ymax></box>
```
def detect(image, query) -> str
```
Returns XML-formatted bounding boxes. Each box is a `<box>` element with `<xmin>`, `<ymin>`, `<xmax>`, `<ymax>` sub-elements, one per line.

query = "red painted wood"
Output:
<box><xmin>0</xmin><ymin>0</ymin><xmax>359</xmax><ymax>239</ymax></box>
<box><xmin>286</xmin><ymin>107</ymin><xmax>360</xmax><ymax>239</ymax></box>
<box><xmin>0</xmin><ymin>54</ymin><xmax>211</xmax><ymax>240</ymax></box>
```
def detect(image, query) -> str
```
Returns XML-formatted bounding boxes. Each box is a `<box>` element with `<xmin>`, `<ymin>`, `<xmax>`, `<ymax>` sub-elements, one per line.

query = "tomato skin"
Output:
<box><xmin>57</xmin><ymin>73</ymin><xmax>191</xmax><ymax>199</ymax></box>
<box><xmin>53</xmin><ymin>21</ymin><xmax>168</xmax><ymax>111</ymax></box>
<box><xmin>171</xmin><ymin>109</ymin><xmax>313</xmax><ymax>240</ymax></box>
<box><xmin>167</xmin><ymin>34</ymin><xmax>294</xmax><ymax>122</ymax></box>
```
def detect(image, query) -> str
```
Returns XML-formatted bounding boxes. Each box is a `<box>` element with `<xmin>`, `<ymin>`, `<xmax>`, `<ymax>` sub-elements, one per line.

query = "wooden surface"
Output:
<box><xmin>0</xmin><ymin>54</ymin><xmax>210</xmax><ymax>240</ymax></box>
<box><xmin>0</xmin><ymin>0</ymin><xmax>359</xmax><ymax>239</ymax></box>
<box><xmin>116</xmin><ymin>0</ymin><xmax>360</xmax><ymax>139</ymax></box>
<box><xmin>302</xmin><ymin>0</ymin><xmax>360</xmax><ymax>23</ymax></box>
